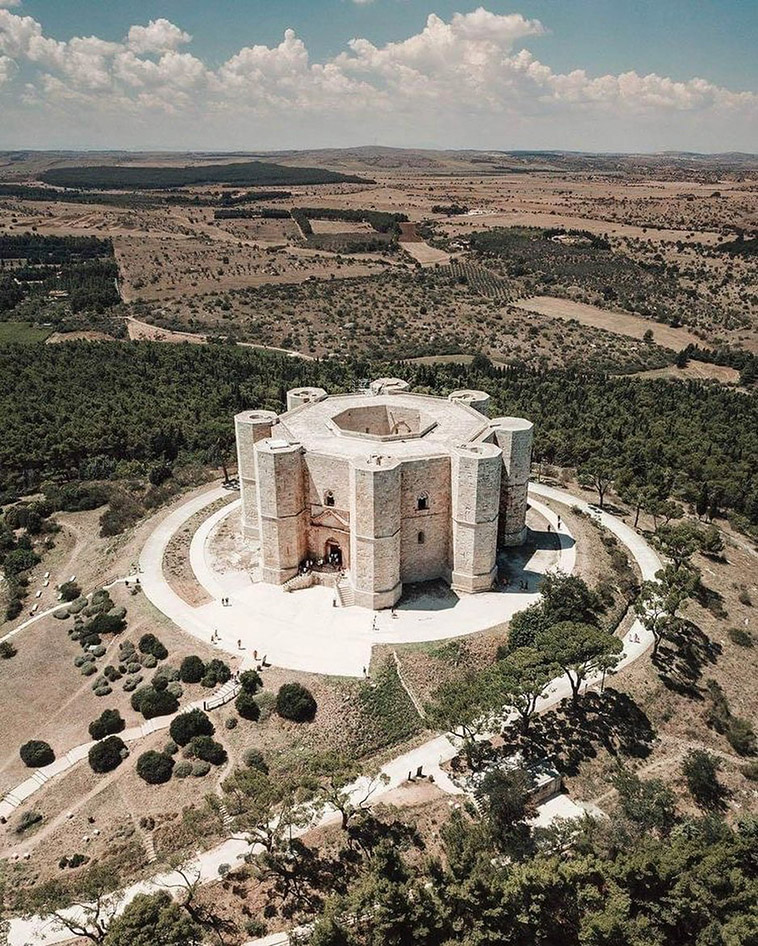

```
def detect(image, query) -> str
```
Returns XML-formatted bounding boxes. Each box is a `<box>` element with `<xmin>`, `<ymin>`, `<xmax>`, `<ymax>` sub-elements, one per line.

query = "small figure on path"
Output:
<box><xmin>237</xmin><ymin>639</ymin><xmax>242</xmax><ymax>649</ymax></box>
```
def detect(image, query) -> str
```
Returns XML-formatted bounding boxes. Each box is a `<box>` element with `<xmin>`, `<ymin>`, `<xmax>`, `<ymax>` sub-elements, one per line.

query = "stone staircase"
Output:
<box><xmin>336</xmin><ymin>576</ymin><xmax>355</xmax><ymax>608</ymax></box>
<box><xmin>203</xmin><ymin>679</ymin><xmax>241</xmax><ymax>712</ymax></box>
<box><xmin>143</xmin><ymin>832</ymin><xmax>158</xmax><ymax>864</ymax></box>
<box><xmin>218</xmin><ymin>800</ymin><xmax>235</xmax><ymax>833</ymax></box>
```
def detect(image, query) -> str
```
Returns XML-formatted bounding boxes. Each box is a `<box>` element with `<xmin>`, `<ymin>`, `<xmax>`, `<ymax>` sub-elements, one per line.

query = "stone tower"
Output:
<box><xmin>234</xmin><ymin>409</ymin><xmax>278</xmax><ymax>539</ymax></box>
<box><xmin>349</xmin><ymin>454</ymin><xmax>402</xmax><ymax>609</ymax></box>
<box><xmin>450</xmin><ymin>442</ymin><xmax>502</xmax><ymax>593</ymax></box>
<box><xmin>490</xmin><ymin>416</ymin><xmax>534</xmax><ymax>547</ymax></box>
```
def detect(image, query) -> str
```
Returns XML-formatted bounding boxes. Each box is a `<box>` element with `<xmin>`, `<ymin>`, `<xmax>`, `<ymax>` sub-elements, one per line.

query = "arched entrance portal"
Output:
<box><xmin>325</xmin><ymin>540</ymin><xmax>342</xmax><ymax>567</ymax></box>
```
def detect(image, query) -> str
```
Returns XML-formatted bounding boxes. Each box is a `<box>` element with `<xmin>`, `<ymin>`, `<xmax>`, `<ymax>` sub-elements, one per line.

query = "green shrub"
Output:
<box><xmin>136</xmin><ymin>750</ymin><xmax>174</xmax><ymax>785</ymax></box>
<box><xmin>169</xmin><ymin>709</ymin><xmax>214</xmax><ymax>746</ymax></box>
<box><xmin>84</xmin><ymin>613</ymin><xmax>125</xmax><ymax>636</ymax></box>
<box><xmin>235</xmin><ymin>690</ymin><xmax>260</xmax><ymax>721</ymax></box>
<box><xmin>179</xmin><ymin>655</ymin><xmax>205</xmax><ymax>683</ymax></box>
<box><xmin>225</xmin><ymin>717</ymin><xmax>238</xmax><ymax>730</ymax></box>
<box><xmin>82</xmin><ymin>663</ymin><xmax>97</xmax><ymax>676</ymax></box>
<box><xmin>255</xmin><ymin>691</ymin><xmax>276</xmax><ymax>722</ymax></box>
<box><xmin>276</xmin><ymin>683</ymin><xmax>317</xmax><ymax>722</ymax></box>
<box><xmin>727</xmin><ymin>718</ymin><xmax>757</xmax><ymax>756</ymax></box>
<box><xmin>174</xmin><ymin>761</ymin><xmax>193</xmax><ymax>779</ymax></box>
<box><xmin>727</xmin><ymin>627</ymin><xmax>753</xmax><ymax>647</ymax></box>
<box><xmin>91</xmin><ymin>645</ymin><xmax>106</xmax><ymax>658</ymax></box>
<box><xmin>185</xmin><ymin>736</ymin><xmax>227</xmax><ymax>766</ymax></box>
<box><xmin>59</xmin><ymin>581</ymin><xmax>81</xmax><ymax>602</ymax></box>
<box><xmin>192</xmin><ymin>761</ymin><xmax>211</xmax><ymax>777</ymax></box>
<box><xmin>167</xmin><ymin>681</ymin><xmax>183</xmax><ymax>698</ymax></box>
<box><xmin>242</xmin><ymin>748</ymin><xmax>268</xmax><ymax>773</ymax></box>
<box><xmin>152</xmin><ymin>674</ymin><xmax>168</xmax><ymax>692</ymax></box>
<box><xmin>141</xmin><ymin>653</ymin><xmax>158</xmax><ymax>669</ymax></box>
<box><xmin>201</xmin><ymin>658</ymin><xmax>231</xmax><ymax>688</ymax></box>
<box><xmin>6</xmin><ymin>599</ymin><xmax>22</xmax><ymax>620</ymax></box>
<box><xmin>741</xmin><ymin>760</ymin><xmax>758</xmax><ymax>781</ymax></box>
<box><xmin>16</xmin><ymin>810</ymin><xmax>43</xmax><ymax>834</ymax></box>
<box><xmin>88</xmin><ymin>709</ymin><xmax>125</xmax><ymax>741</ymax></box>
<box><xmin>68</xmin><ymin>597</ymin><xmax>88</xmax><ymax>614</ymax></box>
<box><xmin>88</xmin><ymin>735</ymin><xmax>127</xmax><ymax>773</ymax></box>
<box><xmin>0</xmin><ymin>640</ymin><xmax>17</xmax><ymax>659</ymax></box>
<box><xmin>239</xmin><ymin>669</ymin><xmax>262</xmax><ymax>694</ymax></box>
<box><xmin>139</xmin><ymin>633</ymin><xmax>168</xmax><ymax>660</ymax></box>
<box><xmin>163</xmin><ymin>740</ymin><xmax>178</xmax><ymax>756</ymax></box>
<box><xmin>20</xmin><ymin>740</ymin><xmax>55</xmax><ymax>768</ymax></box>
<box><xmin>139</xmin><ymin>689</ymin><xmax>179</xmax><ymax>720</ymax></box>
<box><xmin>53</xmin><ymin>608</ymin><xmax>70</xmax><ymax>620</ymax></box>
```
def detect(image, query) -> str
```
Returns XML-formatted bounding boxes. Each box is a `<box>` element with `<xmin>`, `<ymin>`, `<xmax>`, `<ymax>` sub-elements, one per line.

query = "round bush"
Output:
<box><xmin>139</xmin><ymin>633</ymin><xmax>168</xmax><ymax>661</ymax></box>
<box><xmin>94</xmin><ymin>684</ymin><xmax>112</xmax><ymax>697</ymax></box>
<box><xmin>173</xmin><ymin>761</ymin><xmax>193</xmax><ymax>779</ymax></box>
<box><xmin>167</xmin><ymin>682</ymin><xmax>183</xmax><ymax>699</ymax></box>
<box><xmin>192</xmin><ymin>761</ymin><xmax>211</xmax><ymax>777</ymax></box>
<box><xmin>179</xmin><ymin>655</ymin><xmax>205</xmax><ymax>684</ymax></box>
<box><xmin>242</xmin><ymin>748</ymin><xmax>268</xmax><ymax>773</ymax></box>
<box><xmin>235</xmin><ymin>690</ymin><xmax>260</xmax><ymax>722</ymax></box>
<box><xmin>186</xmin><ymin>736</ymin><xmax>227</xmax><ymax>766</ymax></box>
<box><xmin>163</xmin><ymin>740</ymin><xmax>178</xmax><ymax>756</ymax></box>
<box><xmin>201</xmin><ymin>658</ymin><xmax>231</xmax><ymax>688</ymax></box>
<box><xmin>59</xmin><ymin>581</ymin><xmax>81</xmax><ymax>602</ymax></box>
<box><xmin>122</xmin><ymin>676</ymin><xmax>140</xmax><ymax>692</ymax></box>
<box><xmin>170</xmin><ymin>709</ymin><xmax>214</xmax><ymax>746</ymax></box>
<box><xmin>74</xmin><ymin>655</ymin><xmax>88</xmax><ymax>668</ymax></box>
<box><xmin>127</xmin><ymin>661</ymin><xmax>141</xmax><ymax>674</ymax></box>
<box><xmin>108</xmin><ymin>606</ymin><xmax>127</xmax><ymax>620</ymax></box>
<box><xmin>82</xmin><ymin>663</ymin><xmax>97</xmax><ymax>676</ymax></box>
<box><xmin>276</xmin><ymin>683</ymin><xmax>317</xmax><ymax>723</ymax></box>
<box><xmin>225</xmin><ymin>717</ymin><xmax>238</xmax><ymax>730</ymax></box>
<box><xmin>68</xmin><ymin>598</ymin><xmax>87</xmax><ymax>614</ymax></box>
<box><xmin>20</xmin><ymin>740</ymin><xmax>55</xmax><ymax>768</ymax></box>
<box><xmin>239</xmin><ymin>670</ymin><xmax>262</xmax><ymax>694</ymax></box>
<box><xmin>53</xmin><ymin>608</ymin><xmax>70</xmax><ymax>620</ymax></box>
<box><xmin>88</xmin><ymin>736</ymin><xmax>127</xmax><ymax>774</ymax></box>
<box><xmin>91</xmin><ymin>645</ymin><xmax>106</xmax><ymax>658</ymax></box>
<box><xmin>254</xmin><ymin>691</ymin><xmax>276</xmax><ymax>722</ymax></box>
<box><xmin>139</xmin><ymin>689</ymin><xmax>179</xmax><ymax>720</ymax></box>
<box><xmin>88</xmin><ymin>709</ymin><xmax>125</xmax><ymax>741</ymax></box>
<box><xmin>152</xmin><ymin>674</ymin><xmax>168</xmax><ymax>692</ymax></box>
<box><xmin>136</xmin><ymin>750</ymin><xmax>174</xmax><ymax>785</ymax></box>
<box><xmin>141</xmin><ymin>653</ymin><xmax>158</xmax><ymax>669</ymax></box>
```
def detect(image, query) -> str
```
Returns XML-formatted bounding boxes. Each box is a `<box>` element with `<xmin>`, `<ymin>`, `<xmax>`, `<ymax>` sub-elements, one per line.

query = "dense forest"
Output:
<box><xmin>39</xmin><ymin>161</ymin><xmax>370</xmax><ymax>190</ymax></box>
<box><xmin>0</xmin><ymin>342</ymin><xmax>756</xmax><ymax>536</ymax></box>
<box><xmin>0</xmin><ymin>235</ymin><xmax>119</xmax><ymax>317</ymax></box>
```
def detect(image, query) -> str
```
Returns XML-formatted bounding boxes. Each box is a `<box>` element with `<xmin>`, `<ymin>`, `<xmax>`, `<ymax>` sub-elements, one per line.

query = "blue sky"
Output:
<box><xmin>20</xmin><ymin>0</ymin><xmax>757</xmax><ymax>90</ymax></box>
<box><xmin>0</xmin><ymin>0</ymin><xmax>756</xmax><ymax>152</ymax></box>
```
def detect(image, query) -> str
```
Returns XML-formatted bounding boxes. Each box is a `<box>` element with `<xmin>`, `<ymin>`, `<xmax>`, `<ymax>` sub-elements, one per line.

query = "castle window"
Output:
<box><xmin>418</xmin><ymin>531</ymin><xmax>425</xmax><ymax>545</ymax></box>
<box><xmin>417</xmin><ymin>493</ymin><xmax>429</xmax><ymax>511</ymax></box>
<box><xmin>324</xmin><ymin>490</ymin><xmax>335</xmax><ymax>507</ymax></box>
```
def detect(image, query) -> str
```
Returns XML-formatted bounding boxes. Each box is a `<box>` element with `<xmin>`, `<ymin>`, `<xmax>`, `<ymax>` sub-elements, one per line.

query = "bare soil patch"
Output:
<box><xmin>514</xmin><ymin>296</ymin><xmax>702</xmax><ymax>350</ymax></box>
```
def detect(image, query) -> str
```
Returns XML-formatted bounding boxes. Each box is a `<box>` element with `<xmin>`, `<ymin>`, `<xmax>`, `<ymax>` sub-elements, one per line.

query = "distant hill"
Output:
<box><xmin>38</xmin><ymin>160</ymin><xmax>372</xmax><ymax>190</ymax></box>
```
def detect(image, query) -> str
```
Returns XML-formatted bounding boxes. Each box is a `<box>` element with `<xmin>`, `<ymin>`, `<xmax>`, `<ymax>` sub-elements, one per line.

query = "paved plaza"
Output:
<box><xmin>139</xmin><ymin>486</ymin><xmax>575</xmax><ymax>677</ymax></box>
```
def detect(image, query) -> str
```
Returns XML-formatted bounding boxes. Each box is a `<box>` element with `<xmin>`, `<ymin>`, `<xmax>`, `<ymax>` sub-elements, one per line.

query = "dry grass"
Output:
<box><xmin>513</xmin><ymin>296</ymin><xmax>702</xmax><ymax>350</ymax></box>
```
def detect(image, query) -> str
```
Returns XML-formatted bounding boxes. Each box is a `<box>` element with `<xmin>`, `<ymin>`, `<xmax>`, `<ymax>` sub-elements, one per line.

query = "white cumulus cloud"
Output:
<box><xmin>0</xmin><ymin>6</ymin><xmax>754</xmax><ymax>151</ymax></box>
<box><xmin>127</xmin><ymin>18</ymin><xmax>192</xmax><ymax>55</ymax></box>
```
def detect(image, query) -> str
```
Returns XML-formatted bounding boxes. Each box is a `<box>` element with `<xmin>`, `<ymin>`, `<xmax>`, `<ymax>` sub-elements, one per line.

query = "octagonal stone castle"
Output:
<box><xmin>235</xmin><ymin>379</ymin><xmax>533</xmax><ymax>610</ymax></box>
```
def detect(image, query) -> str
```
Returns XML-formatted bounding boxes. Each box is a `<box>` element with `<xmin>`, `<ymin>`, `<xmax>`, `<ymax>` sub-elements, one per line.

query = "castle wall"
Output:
<box><xmin>450</xmin><ymin>443</ymin><xmax>502</xmax><ymax>593</ymax></box>
<box><xmin>234</xmin><ymin>410</ymin><xmax>278</xmax><ymax>539</ymax></box>
<box><xmin>398</xmin><ymin>456</ymin><xmax>451</xmax><ymax>585</ymax></box>
<box><xmin>255</xmin><ymin>440</ymin><xmax>307</xmax><ymax>584</ymax></box>
<box><xmin>349</xmin><ymin>456</ymin><xmax>402</xmax><ymax>609</ymax></box>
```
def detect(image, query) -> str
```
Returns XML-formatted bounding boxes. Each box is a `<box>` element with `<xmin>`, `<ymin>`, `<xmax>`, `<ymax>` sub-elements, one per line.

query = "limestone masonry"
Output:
<box><xmin>235</xmin><ymin>380</ymin><xmax>533</xmax><ymax>610</ymax></box>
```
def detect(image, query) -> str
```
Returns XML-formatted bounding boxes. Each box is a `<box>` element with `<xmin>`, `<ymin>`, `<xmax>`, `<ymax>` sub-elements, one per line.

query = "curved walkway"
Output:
<box><xmin>140</xmin><ymin>487</ymin><xmax>575</xmax><ymax>676</ymax></box>
<box><xmin>7</xmin><ymin>485</ymin><xmax>662</xmax><ymax>946</ymax></box>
